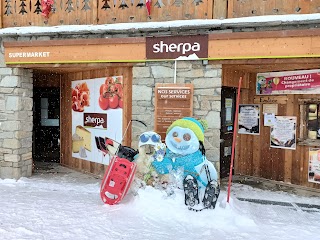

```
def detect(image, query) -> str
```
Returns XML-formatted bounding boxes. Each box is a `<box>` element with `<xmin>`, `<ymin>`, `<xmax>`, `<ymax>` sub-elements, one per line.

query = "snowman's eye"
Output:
<box><xmin>183</xmin><ymin>133</ymin><xmax>191</xmax><ymax>141</ymax></box>
<box><xmin>172</xmin><ymin>132</ymin><xmax>178</xmax><ymax>137</ymax></box>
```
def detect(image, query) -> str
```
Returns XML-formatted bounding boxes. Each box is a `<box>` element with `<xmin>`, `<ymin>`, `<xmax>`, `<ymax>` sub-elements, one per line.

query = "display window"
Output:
<box><xmin>299</xmin><ymin>99</ymin><xmax>320</xmax><ymax>145</ymax></box>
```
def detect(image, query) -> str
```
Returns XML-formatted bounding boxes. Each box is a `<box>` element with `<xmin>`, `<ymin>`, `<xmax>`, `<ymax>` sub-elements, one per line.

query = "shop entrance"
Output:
<box><xmin>220</xmin><ymin>87</ymin><xmax>237</xmax><ymax>178</ymax></box>
<box><xmin>33</xmin><ymin>72</ymin><xmax>61</xmax><ymax>163</ymax></box>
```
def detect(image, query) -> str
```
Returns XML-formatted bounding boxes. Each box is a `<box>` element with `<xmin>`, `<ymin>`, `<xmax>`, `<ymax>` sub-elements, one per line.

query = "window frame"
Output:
<box><xmin>298</xmin><ymin>98</ymin><xmax>320</xmax><ymax>146</ymax></box>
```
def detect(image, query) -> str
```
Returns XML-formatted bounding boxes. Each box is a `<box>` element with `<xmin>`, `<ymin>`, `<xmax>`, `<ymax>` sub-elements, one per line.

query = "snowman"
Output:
<box><xmin>152</xmin><ymin>117</ymin><xmax>220</xmax><ymax>210</ymax></box>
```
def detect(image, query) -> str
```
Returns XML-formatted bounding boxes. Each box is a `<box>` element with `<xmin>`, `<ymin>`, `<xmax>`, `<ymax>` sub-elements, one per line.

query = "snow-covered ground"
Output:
<box><xmin>0</xmin><ymin>164</ymin><xmax>319</xmax><ymax>240</ymax></box>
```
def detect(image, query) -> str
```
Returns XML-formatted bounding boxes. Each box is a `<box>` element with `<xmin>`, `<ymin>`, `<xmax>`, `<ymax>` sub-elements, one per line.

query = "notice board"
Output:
<box><xmin>155</xmin><ymin>83</ymin><xmax>193</xmax><ymax>140</ymax></box>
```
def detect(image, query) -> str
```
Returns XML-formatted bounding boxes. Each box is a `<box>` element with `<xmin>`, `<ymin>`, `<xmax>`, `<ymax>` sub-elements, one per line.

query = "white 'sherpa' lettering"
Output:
<box><xmin>153</xmin><ymin>41</ymin><xmax>200</xmax><ymax>54</ymax></box>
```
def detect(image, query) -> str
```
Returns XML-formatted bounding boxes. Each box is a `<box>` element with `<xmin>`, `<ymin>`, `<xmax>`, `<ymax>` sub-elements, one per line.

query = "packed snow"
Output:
<box><xmin>0</xmin><ymin>13</ymin><xmax>320</xmax><ymax>36</ymax></box>
<box><xmin>0</xmin><ymin>164</ymin><xmax>319</xmax><ymax>240</ymax></box>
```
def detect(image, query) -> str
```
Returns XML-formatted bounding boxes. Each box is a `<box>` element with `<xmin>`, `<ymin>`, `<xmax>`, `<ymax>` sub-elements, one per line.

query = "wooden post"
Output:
<box><xmin>284</xmin><ymin>95</ymin><xmax>294</xmax><ymax>183</ymax></box>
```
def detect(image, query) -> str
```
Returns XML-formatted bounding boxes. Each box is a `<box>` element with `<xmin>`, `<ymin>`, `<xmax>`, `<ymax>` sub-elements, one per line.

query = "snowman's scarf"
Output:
<box><xmin>152</xmin><ymin>148</ymin><xmax>207</xmax><ymax>185</ymax></box>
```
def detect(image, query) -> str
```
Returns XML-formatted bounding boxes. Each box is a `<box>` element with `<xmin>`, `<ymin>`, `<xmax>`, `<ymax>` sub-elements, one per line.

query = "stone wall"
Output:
<box><xmin>0</xmin><ymin>46</ymin><xmax>33</xmax><ymax>179</ymax></box>
<box><xmin>132</xmin><ymin>61</ymin><xmax>222</xmax><ymax>172</ymax></box>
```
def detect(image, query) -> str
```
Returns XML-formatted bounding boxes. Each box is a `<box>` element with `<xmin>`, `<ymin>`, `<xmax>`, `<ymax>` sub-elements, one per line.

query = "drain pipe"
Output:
<box><xmin>174</xmin><ymin>60</ymin><xmax>177</xmax><ymax>84</ymax></box>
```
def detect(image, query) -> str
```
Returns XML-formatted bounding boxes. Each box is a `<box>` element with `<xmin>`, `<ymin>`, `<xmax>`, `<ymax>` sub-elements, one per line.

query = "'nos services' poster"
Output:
<box><xmin>270</xmin><ymin>116</ymin><xmax>296</xmax><ymax>150</ymax></box>
<box><xmin>238</xmin><ymin>104</ymin><xmax>260</xmax><ymax>135</ymax></box>
<box><xmin>71</xmin><ymin>76</ymin><xmax>123</xmax><ymax>165</ymax></box>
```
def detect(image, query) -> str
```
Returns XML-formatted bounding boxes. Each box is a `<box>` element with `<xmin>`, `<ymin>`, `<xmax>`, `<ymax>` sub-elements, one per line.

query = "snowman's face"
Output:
<box><xmin>258</xmin><ymin>78</ymin><xmax>266</xmax><ymax>85</ymax></box>
<box><xmin>165</xmin><ymin>126</ymin><xmax>199</xmax><ymax>155</ymax></box>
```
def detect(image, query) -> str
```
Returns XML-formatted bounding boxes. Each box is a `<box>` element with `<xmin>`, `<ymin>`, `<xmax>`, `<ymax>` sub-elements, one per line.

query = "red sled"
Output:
<box><xmin>100</xmin><ymin>156</ymin><xmax>136</xmax><ymax>205</ymax></box>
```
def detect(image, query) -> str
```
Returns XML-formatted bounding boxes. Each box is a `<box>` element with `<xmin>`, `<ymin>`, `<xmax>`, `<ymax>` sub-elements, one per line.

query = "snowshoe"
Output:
<box><xmin>202</xmin><ymin>180</ymin><xmax>220</xmax><ymax>209</ymax></box>
<box><xmin>100</xmin><ymin>156</ymin><xmax>136</xmax><ymax>205</ymax></box>
<box><xmin>183</xmin><ymin>175</ymin><xmax>199</xmax><ymax>207</ymax></box>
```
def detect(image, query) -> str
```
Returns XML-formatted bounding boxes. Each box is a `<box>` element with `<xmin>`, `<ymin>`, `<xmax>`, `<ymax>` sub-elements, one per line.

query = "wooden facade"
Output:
<box><xmin>1</xmin><ymin>0</ymin><xmax>217</xmax><ymax>27</ymax></box>
<box><xmin>1</xmin><ymin>0</ymin><xmax>320</xmax><ymax>28</ymax></box>
<box><xmin>228</xmin><ymin>0</ymin><xmax>320</xmax><ymax>18</ymax></box>
<box><xmin>222</xmin><ymin>63</ymin><xmax>320</xmax><ymax>189</ymax></box>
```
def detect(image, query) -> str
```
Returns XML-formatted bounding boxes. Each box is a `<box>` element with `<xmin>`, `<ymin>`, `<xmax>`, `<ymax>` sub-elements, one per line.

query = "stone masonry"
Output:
<box><xmin>0</xmin><ymin>46</ymin><xmax>33</xmax><ymax>179</ymax></box>
<box><xmin>132</xmin><ymin>61</ymin><xmax>222</xmax><ymax>173</ymax></box>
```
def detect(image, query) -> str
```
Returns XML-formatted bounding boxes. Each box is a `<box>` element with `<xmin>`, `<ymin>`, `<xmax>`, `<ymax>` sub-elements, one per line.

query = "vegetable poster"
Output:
<box><xmin>308</xmin><ymin>148</ymin><xmax>320</xmax><ymax>184</ymax></box>
<box><xmin>238</xmin><ymin>104</ymin><xmax>260</xmax><ymax>135</ymax></box>
<box><xmin>71</xmin><ymin>76</ymin><xmax>123</xmax><ymax>165</ymax></box>
<box><xmin>270</xmin><ymin>116</ymin><xmax>296</xmax><ymax>150</ymax></box>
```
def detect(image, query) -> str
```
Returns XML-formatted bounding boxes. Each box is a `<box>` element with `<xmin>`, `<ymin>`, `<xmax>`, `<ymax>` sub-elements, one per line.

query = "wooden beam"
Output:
<box><xmin>3</xmin><ymin>37</ymin><xmax>146</xmax><ymax>47</ymax></box>
<box><xmin>9</xmin><ymin>63</ymin><xmax>135</xmax><ymax>71</ymax></box>
<box><xmin>213</xmin><ymin>0</ymin><xmax>228</xmax><ymax>19</ymax></box>
<box><xmin>209</xmin><ymin>29</ymin><xmax>320</xmax><ymax>40</ymax></box>
<box><xmin>207</xmin><ymin>0</ymin><xmax>213</xmax><ymax>19</ymax></box>
<box><xmin>227</xmin><ymin>0</ymin><xmax>234</xmax><ymax>18</ymax></box>
<box><xmin>217</xmin><ymin>58</ymin><xmax>320</xmax><ymax>65</ymax></box>
<box><xmin>208</xmin><ymin>35</ymin><xmax>320</xmax><ymax>60</ymax></box>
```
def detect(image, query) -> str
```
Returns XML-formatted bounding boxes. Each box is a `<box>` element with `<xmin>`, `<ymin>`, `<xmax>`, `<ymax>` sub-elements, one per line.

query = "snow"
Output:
<box><xmin>1</xmin><ymin>164</ymin><xmax>320</xmax><ymax>240</ymax></box>
<box><xmin>0</xmin><ymin>13</ymin><xmax>320</xmax><ymax>36</ymax></box>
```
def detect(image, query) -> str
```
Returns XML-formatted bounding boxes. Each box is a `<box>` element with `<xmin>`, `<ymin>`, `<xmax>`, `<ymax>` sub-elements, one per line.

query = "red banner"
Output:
<box><xmin>257</xmin><ymin>69</ymin><xmax>320</xmax><ymax>95</ymax></box>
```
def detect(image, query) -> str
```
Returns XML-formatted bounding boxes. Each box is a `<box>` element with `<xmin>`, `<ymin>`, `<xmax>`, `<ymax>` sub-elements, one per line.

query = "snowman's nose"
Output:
<box><xmin>174</xmin><ymin>137</ymin><xmax>181</xmax><ymax>143</ymax></box>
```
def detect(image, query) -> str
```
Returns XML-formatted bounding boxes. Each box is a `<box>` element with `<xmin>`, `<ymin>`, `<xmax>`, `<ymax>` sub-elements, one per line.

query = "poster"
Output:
<box><xmin>238</xmin><ymin>104</ymin><xmax>260</xmax><ymax>135</ymax></box>
<box><xmin>256</xmin><ymin>69</ymin><xmax>320</xmax><ymax>95</ymax></box>
<box><xmin>264</xmin><ymin>113</ymin><xmax>275</xmax><ymax>126</ymax></box>
<box><xmin>270</xmin><ymin>116</ymin><xmax>296</xmax><ymax>150</ymax></box>
<box><xmin>155</xmin><ymin>83</ymin><xmax>193</xmax><ymax>140</ymax></box>
<box><xmin>308</xmin><ymin>148</ymin><xmax>320</xmax><ymax>184</ymax></box>
<box><xmin>71</xmin><ymin>76</ymin><xmax>123</xmax><ymax>165</ymax></box>
<box><xmin>225</xmin><ymin>98</ymin><xmax>233</xmax><ymax>124</ymax></box>
<box><xmin>263</xmin><ymin>104</ymin><xmax>278</xmax><ymax>115</ymax></box>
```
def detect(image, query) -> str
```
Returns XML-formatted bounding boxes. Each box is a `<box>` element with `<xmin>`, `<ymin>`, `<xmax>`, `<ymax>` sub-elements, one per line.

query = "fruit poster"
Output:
<box><xmin>270</xmin><ymin>116</ymin><xmax>296</xmax><ymax>150</ymax></box>
<box><xmin>71</xmin><ymin>76</ymin><xmax>123</xmax><ymax>165</ymax></box>
<box><xmin>308</xmin><ymin>148</ymin><xmax>320</xmax><ymax>184</ymax></box>
<box><xmin>238</xmin><ymin>104</ymin><xmax>260</xmax><ymax>135</ymax></box>
<box><xmin>256</xmin><ymin>69</ymin><xmax>320</xmax><ymax>95</ymax></box>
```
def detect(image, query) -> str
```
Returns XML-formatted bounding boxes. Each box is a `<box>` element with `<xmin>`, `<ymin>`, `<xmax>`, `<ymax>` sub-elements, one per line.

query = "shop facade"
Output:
<box><xmin>1</xmin><ymin>17</ymin><xmax>320</xmax><ymax>191</ymax></box>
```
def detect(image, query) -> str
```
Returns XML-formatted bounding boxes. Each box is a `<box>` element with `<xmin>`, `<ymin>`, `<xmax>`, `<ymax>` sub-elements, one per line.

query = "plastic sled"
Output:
<box><xmin>100</xmin><ymin>156</ymin><xmax>137</xmax><ymax>205</ymax></box>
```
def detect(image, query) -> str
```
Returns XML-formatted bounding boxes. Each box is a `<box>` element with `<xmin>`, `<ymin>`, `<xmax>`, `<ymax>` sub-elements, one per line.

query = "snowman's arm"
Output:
<box><xmin>205</xmin><ymin>160</ymin><xmax>218</xmax><ymax>182</ymax></box>
<box><xmin>151</xmin><ymin>155</ymin><xmax>173</xmax><ymax>174</ymax></box>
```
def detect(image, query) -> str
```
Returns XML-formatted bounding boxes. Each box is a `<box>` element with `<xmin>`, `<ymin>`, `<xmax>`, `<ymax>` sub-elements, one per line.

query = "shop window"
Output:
<box><xmin>299</xmin><ymin>99</ymin><xmax>320</xmax><ymax>145</ymax></box>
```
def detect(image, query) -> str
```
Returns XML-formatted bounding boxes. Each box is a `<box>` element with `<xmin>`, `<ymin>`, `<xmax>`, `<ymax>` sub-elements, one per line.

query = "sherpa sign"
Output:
<box><xmin>83</xmin><ymin>113</ymin><xmax>107</xmax><ymax>129</ymax></box>
<box><xmin>146</xmin><ymin>35</ymin><xmax>208</xmax><ymax>60</ymax></box>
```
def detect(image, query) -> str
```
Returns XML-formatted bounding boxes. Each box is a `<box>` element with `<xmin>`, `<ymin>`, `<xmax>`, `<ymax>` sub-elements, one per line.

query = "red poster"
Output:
<box><xmin>256</xmin><ymin>69</ymin><xmax>320</xmax><ymax>95</ymax></box>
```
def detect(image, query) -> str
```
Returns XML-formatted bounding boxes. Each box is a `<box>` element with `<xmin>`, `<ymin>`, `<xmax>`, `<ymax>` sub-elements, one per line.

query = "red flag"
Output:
<box><xmin>146</xmin><ymin>0</ymin><xmax>151</xmax><ymax>16</ymax></box>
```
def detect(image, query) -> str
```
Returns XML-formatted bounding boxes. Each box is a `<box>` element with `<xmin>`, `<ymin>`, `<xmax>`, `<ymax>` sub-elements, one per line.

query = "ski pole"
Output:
<box><xmin>227</xmin><ymin>76</ymin><xmax>242</xmax><ymax>203</ymax></box>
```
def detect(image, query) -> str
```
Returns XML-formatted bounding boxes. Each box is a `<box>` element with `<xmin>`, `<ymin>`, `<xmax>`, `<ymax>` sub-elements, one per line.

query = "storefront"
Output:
<box><xmin>1</xmin><ymin>19</ymin><xmax>320</xmax><ymax>191</ymax></box>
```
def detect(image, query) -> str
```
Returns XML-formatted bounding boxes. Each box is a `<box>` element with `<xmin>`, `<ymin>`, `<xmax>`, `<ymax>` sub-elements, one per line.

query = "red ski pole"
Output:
<box><xmin>227</xmin><ymin>76</ymin><xmax>242</xmax><ymax>203</ymax></box>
